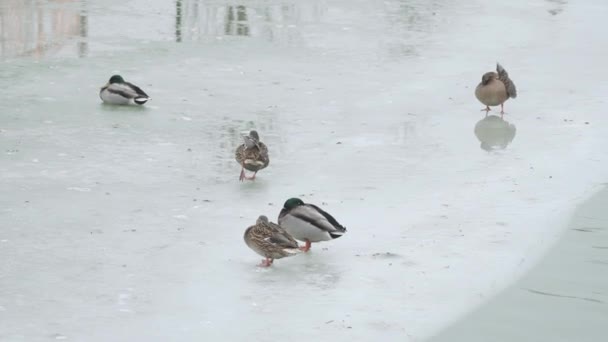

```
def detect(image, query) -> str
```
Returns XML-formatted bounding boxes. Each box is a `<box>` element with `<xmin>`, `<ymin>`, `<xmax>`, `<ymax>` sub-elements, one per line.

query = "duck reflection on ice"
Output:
<box><xmin>474</xmin><ymin>115</ymin><xmax>516</xmax><ymax>151</ymax></box>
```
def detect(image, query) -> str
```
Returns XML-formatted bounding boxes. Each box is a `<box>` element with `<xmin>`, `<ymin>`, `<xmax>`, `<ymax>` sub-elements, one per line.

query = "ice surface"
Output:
<box><xmin>430</xmin><ymin>186</ymin><xmax>608</xmax><ymax>341</ymax></box>
<box><xmin>1</xmin><ymin>0</ymin><xmax>608</xmax><ymax>341</ymax></box>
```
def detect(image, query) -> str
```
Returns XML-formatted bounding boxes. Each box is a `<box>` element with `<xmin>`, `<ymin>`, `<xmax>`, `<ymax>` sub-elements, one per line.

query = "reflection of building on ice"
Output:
<box><xmin>224</xmin><ymin>6</ymin><xmax>249</xmax><ymax>36</ymax></box>
<box><xmin>174</xmin><ymin>1</ymin><xmax>325</xmax><ymax>43</ymax></box>
<box><xmin>474</xmin><ymin>115</ymin><xmax>516</xmax><ymax>151</ymax></box>
<box><xmin>0</xmin><ymin>0</ymin><xmax>87</xmax><ymax>58</ymax></box>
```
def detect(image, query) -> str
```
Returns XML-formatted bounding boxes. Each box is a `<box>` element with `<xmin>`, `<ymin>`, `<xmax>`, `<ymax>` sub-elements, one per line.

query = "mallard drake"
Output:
<box><xmin>234</xmin><ymin>130</ymin><xmax>269</xmax><ymax>181</ymax></box>
<box><xmin>278</xmin><ymin>198</ymin><xmax>346</xmax><ymax>252</ymax></box>
<box><xmin>244</xmin><ymin>215</ymin><xmax>302</xmax><ymax>267</ymax></box>
<box><xmin>475</xmin><ymin>63</ymin><xmax>517</xmax><ymax>116</ymax></box>
<box><xmin>99</xmin><ymin>75</ymin><xmax>150</xmax><ymax>105</ymax></box>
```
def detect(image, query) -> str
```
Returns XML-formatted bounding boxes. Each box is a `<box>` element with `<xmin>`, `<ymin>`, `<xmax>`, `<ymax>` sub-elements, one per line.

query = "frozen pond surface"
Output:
<box><xmin>430</xmin><ymin>186</ymin><xmax>608</xmax><ymax>342</ymax></box>
<box><xmin>1</xmin><ymin>0</ymin><xmax>608</xmax><ymax>341</ymax></box>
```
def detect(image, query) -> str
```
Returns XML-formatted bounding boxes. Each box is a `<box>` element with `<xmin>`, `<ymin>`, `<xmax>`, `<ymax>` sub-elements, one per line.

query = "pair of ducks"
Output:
<box><xmin>99</xmin><ymin>63</ymin><xmax>517</xmax><ymax>115</ymax></box>
<box><xmin>244</xmin><ymin>198</ymin><xmax>347</xmax><ymax>267</ymax></box>
<box><xmin>99</xmin><ymin>75</ymin><xmax>270</xmax><ymax>181</ymax></box>
<box><xmin>234</xmin><ymin>134</ymin><xmax>338</xmax><ymax>267</ymax></box>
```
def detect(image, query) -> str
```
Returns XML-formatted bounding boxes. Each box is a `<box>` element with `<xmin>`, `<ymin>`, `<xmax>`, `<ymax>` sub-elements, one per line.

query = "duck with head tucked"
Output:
<box><xmin>235</xmin><ymin>130</ymin><xmax>269</xmax><ymax>181</ymax></box>
<box><xmin>100</xmin><ymin>75</ymin><xmax>150</xmax><ymax>105</ymax></box>
<box><xmin>244</xmin><ymin>215</ymin><xmax>302</xmax><ymax>267</ymax></box>
<box><xmin>475</xmin><ymin>63</ymin><xmax>517</xmax><ymax>116</ymax></box>
<box><xmin>278</xmin><ymin>198</ymin><xmax>347</xmax><ymax>252</ymax></box>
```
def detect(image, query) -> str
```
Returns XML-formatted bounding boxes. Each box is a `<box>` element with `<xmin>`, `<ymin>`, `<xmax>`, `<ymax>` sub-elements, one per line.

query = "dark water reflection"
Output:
<box><xmin>474</xmin><ymin>115</ymin><xmax>516</xmax><ymax>151</ymax></box>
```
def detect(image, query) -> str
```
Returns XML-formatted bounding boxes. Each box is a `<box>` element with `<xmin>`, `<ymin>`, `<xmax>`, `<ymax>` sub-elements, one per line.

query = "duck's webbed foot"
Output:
<box><xmin>258</xmin><ymin>258</ymin><xmax>273</xmax><ymax>267</ymax></box>
<box><xmin>299</xmin><ymin>240</ymin><xmax>312</xmax><ymax>252</ymax></box>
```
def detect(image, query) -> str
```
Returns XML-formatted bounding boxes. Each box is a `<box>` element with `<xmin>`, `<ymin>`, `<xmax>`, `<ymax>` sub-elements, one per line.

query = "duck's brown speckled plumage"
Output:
<box><xmin>244</xmin><ymin>215</ymin><xmax>301</xmax><ymax>267</ymax></box>
<box><xmin>235</xmin><ymin>142</ymin><xmax>269</xmax><ymax>171</ymax></box>
<box><xmin>475</xmin><ymin>63</ymin><xmax>517</xmax><ymax>115</ymax></box>
<box><xmin>235</xmin><ymin>130</ymin><xmax>269</xmax><ymax>181</ymax></box>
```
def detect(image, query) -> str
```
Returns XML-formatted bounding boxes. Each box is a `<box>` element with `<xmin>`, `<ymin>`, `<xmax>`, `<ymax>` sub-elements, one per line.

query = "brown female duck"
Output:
<box><xmin>235</xmin><ymin>130</ymin><xmax>269</xmax><ymax>181</ymax></box>
<box><xmin>475</xmin><ymin>63</ymin><xmax>517</xmax><ymax>116</ymax></box>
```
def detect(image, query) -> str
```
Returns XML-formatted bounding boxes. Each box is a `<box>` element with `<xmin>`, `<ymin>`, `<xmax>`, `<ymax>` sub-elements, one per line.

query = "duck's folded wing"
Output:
<box><xmin>235</xmin><ymin>144</ymin><xmax>246</xmax><ymax>163</ymax></box>
<box><xmin>289</xmin><ymin>205</ymin><xmax>346</xmax><ymax>233</ymax></box>
<box><xmin>258</xmin><ymin>142</ymin><xmax>269</xmax><ymax>156</ymax></box>
<box><xmin>306</xmin><ymin>204</ymin><xmax>346</xmax><ymax>232</ymax></box>
<box><xmin>107</xmin><ymin>83</ymin><xmax>138</xmax><ymax>99</ymax></box>
<box><xmin>125</xmin><ymin>82</ymin><xmax>149</xmax><ymax>98</ymax></box>
<box><xmin>264</xmin><ymin>223</ymin><xmax>299</xmax><ymax>248</ymax></box>
<box><xmin>258</xmin><ymin>142</ymin><xmax>270</xmax><ymax>165</ymax></box>
<box><xmin>504</xmin><ymin>78</ymin><xmax>516</xmax><ymax>98</ymax></box>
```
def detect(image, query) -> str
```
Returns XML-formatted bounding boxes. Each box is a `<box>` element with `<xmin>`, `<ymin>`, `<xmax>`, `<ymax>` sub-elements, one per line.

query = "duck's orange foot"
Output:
<box><xmin>299</xmin><ymin>240</ymin><xmax>312</xmax><ymax>252</ymax></box>
<box><xmin>258</xmin><ymin>258</ymin><xmax>273</xmax><ymax>267</ymax></box>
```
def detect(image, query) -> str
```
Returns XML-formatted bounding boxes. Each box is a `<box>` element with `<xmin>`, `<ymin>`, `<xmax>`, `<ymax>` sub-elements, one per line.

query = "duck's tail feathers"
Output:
<box><xmin>496</xmin><ymin>63</ymin><xmax>509</xmax><ymax>80</ymax></box>
<box><xmin>496</xmin><ymin>62</ymin><xmax>517</xmax><ymax>98</ymax></box>
<box><xmin>134</xmin><ymin>97</ymin><xmax>149</xmax><ymax>105</ymax></box>
<box><xmin>329</xmin><ymin>229</ymin><xmax>346</xmax><ymax>239</ymax></box>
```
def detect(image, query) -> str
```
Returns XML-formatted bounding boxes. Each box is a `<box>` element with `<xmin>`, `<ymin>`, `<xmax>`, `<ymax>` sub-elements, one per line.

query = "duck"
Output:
<box><xmin>278</xmin><ymin>198</ymin><xmax>347</xmax><ymax>252</ymax></box>
<box><xmin>475</xmin><ymin>63</ymin><xmax>517</xmax><ymax>116</ymax></box>
<box><xmin>234</xmin><ymin>130</ymin><xmax>269</xmax><ymax>181</ymax></box>
<box><xmin>244</xmin><ymin>215</ymin><xmax>302</xmax><ymax>267</ymax></box>
<box><xmin>99</xmin><ymin>75</ymin><xmax>150</xmax><ymax>105</ymax></box>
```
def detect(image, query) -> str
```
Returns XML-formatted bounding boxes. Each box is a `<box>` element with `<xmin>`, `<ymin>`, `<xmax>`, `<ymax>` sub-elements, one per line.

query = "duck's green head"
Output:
<box><xmin>108</xmin><ymin>75</ymin><xmax>125</xmax><ymax>84</ymax></box>
<box><xmin>283</xmin><ymin>197</ymin><xmax>304</xmax><ymax>210</ymax></box>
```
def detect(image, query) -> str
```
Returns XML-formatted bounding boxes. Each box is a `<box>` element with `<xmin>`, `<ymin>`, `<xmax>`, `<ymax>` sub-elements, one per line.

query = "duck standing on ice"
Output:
<box><xmin>244</xmin><ymin>215</ymin><xmax>302</xmax><ymax>267</ymax></box>
<box><xmin>234</xmin><ymin>130</ymin><xmax>269</xmax><ymax>181</ymax></box>
<box><xmin>278</xmin><ymin>198</ymin><xmax>347</xmax><ymax>252</ymax></box>
<box><xmin>475</xmin><ymin>63</ymin><xmax>517</xmax><ymax>116</ymax></box>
